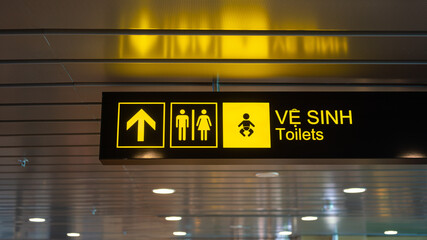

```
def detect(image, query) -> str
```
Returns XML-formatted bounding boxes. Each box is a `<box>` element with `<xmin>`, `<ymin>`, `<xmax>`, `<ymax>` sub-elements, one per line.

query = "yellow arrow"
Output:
<box><xmin>126</xmin><ymin>109</ymin><xmax>156</xmax><ymax>142</ymax></box>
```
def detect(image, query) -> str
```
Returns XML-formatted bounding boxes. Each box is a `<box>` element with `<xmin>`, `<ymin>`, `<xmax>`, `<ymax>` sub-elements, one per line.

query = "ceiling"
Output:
<box><xmin>0</xmin><ymin>0</ymin><xmax>426</xmax><ymax>239</ymax></box>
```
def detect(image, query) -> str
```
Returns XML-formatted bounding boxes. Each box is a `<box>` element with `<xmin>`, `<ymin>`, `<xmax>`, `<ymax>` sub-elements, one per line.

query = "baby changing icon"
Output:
<box><xmin>170</xmin><ymin>103</ymin><xmax>218</xmax><ymax>148</ymax></box>
<box><xmin>223</xmin><ymin>102</ymin><xmax>271</xmax><ymax>148</ymax></box>
<box><xmin>238</xmin><ymin>113</ymin><xmax>255</xmax><ymax>137</ymax></box>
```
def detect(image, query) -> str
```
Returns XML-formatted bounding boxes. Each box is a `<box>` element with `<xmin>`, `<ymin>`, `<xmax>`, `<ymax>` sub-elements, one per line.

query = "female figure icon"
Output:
<box><xmin>196</xmin><ymin>109</ymin><xmax>212</xmax><ymax>141</ymax></box>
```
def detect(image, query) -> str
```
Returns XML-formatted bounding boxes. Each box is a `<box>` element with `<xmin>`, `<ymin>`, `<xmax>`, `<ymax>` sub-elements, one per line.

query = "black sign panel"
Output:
<box><xmin>100</xmin><ymin>92</ymin><xmax>427</xmax><ymax>164</ymax></box>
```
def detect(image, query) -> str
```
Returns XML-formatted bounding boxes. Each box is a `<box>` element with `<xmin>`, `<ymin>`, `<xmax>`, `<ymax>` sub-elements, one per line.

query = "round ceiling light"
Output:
<box><xmin>301</xmin><ymin>216</ymin><xmax>318</xmax><ymax>221</ymax></box>
<box><xmin>29</xmin><ymin>218</ymin><xmax>45</xmax><ymax>222</ymax></box>
<box><xmin>255</xmin><ymin>172</ymin><xmax>279</xmax><ymax>178</ymax></box>
<box><xmin>384</xmin><ymin>230</ymin><xmax>398</xmax><ymax>235</ymax></box>
<box><xmin>343</xmin><ymin>188</ymin><xmax>366</xmax><ymax>193</ymax></box>
<box><xmin>173</xmin><ymin>231</ymin><xmax>187</xmax><ymax>236</ymax></box>
<box><xmin>67</xmin><ymin>233</ymin><xmax>80</xmax><ymax>237</ymax></box>
<box><xmin>278</xmin><ymin>231</ymin><xmax>292</xmax><ymax>236</ymax></box>
<box><xmin>230</xmin><ymin>225</ymin><xmax>244</xmax><ymax>229</ymax></box>
<box><xmin>153</xmin><ymin>188</ymin><xmax>175</xmax><ymax>194</ymax></box>
<box><xmin>165</xmin><ymin>216</ymin><xmax>182</xmax><ymax>221</ymax></box>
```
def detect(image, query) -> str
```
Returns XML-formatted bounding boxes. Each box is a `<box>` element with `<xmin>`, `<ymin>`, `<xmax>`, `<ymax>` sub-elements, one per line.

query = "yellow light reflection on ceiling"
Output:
<box><xmin>113</xmin><ymin>0</ymin><xmax>349</xmax><ymax>78</ymax></box>
<box><xmin>121</xmin><ymin>0</ymin><xmax>319</xmax><ymax>30</ymax></box>
<box><xmin>121</xmin><ymin>35</ymin><xmax>348</xmax><ymax>59</ymax></box>
<box><xmin>110</xmin><ymin>63</ymin><xmax>353</xmax><ymax>79</ymax></box>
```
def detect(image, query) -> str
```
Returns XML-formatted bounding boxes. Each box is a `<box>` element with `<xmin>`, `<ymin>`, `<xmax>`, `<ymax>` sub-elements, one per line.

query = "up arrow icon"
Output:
<box><xmin>126</xmin><ymin>109</ymin><xmax>156</xmax><ymax>142</ymax></box>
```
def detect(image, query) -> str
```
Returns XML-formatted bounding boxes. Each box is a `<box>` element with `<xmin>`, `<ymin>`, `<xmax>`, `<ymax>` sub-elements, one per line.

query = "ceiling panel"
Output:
<box><xmin>0</xmin><ymin>0</ymin><xmax>426</xmax><ymax>239</ymax></box>
<box><xmin>21</xmin><ymin>0</ymin><xmax>427</xmax><ymax>30</ymax></box>
<box><xmin>0</xmin><ymin>164</ymin><xmax>425</xmax><ymax>238</ymax></box>
<box><xmin>0</xmin><ymin>64</ymin><xmax>70</xmax><ymax>84</ymax></box>
<box><xmin>45</xmin><ymin>35</ymin><xmax>427</xmax><ymax>60</ymax></box>
<box><xmin>60</xmin><ymin>63</ymin><xmax>427</xmax><ymax>84</ymax></box>
<box><xmin>220</xmin><ymin>84</ymin><xmax>427</xmax><ymax>92</ymax></box>
<box><xmin>0</xmin><ymin>0</ymin><xmax>34</xmax><ymax>29</ymax></box>
<box><xmin>63</xmin><ymin>63</ymin><xmax>214</xmax><ymax>83</ymax></box>
<box><xmin>0</xmin><ymin>134</ymin><xmax>99</xmax><ymax>147</ymax></box>
<box><xmin>0</xmin><ymin>156</ymin><xmax>100</xmax><ymax>165</ymax></box>
<box><xmin>66</xmin><ymin>63</ymin><xmax>427</xmax><ymax>80</ymax></box>
<box><xmin>0</xmin><ymin>121</ymin><xmax>100</xmax><ymax>135</ymax></box>
<box><xmin>0</xmin><ymin>146</ymin><xmax>98</xmax><ymax>157</ymax></box>
<box><xmin>0</xmin><ymin>35</ymin><xmax>53</xmax><ymax>60</ymax></box>
<box><xmin>74</xmin><ymin>85</ymin><xmax>212</xmax><ymax>102</ymax></box>
<box><xmin>0</xmin><ymin>86</ymin><xmax>82</xmax><ymax>104</ymax></box>
<box><xmin>0</xmin><ymin>105</ymin><xmax>99</xmax><ymax>121</ymax></box>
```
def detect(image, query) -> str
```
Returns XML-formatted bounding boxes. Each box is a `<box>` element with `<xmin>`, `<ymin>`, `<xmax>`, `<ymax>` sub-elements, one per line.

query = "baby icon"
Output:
<box><xmin>238</xmin><ymin>113</ymin><xmax>255</xmax><ymax>137</ymax></box>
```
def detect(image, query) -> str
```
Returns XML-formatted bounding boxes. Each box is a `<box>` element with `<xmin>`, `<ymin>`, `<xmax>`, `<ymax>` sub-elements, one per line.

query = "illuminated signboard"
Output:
<box><xmin>100</xmin><ymin>92</ymin><xmax>427</xmax><ymax>164</ymax></box>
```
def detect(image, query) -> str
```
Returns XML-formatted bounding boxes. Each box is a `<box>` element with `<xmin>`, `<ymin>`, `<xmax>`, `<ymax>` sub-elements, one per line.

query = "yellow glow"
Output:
<box><xmin>222</xmin><ymin>36</ymin><xmax>269</xmax><ymax>59</ymax></box>
<box><xmin>272</xmin><ymin>36</ymin><xmax>299</xmax><ymax>56</ymax></box>
<box><xmin>123</xmin><ymin>35</ymin><xmax>348</xmax><ymax>60</ymax></box>
<box><xmin>303</xmin><ymin>36</ymin><xmax>348</xmax><ymax>57</ymax></box>
<box><xmin>223</xmin><ymin>103</ymin><xmax>271</xmax><ymax>148</ymax></box>
<box><xmin>400</xmin><ymin>152</ymin><xmax>426</xmax><ymax>158</ymax></box>
<box><xmin>220</xmin><ymin>0</ymin><xmax>268</xmax><ymax>30</ymax></box>
<box><xmin>120</xmin><ymin>1</ymin><xmax>346</xmax><ymax>60</ymax></box>
<box><xmin>135</xmin><ymin>151</ymin><xmax>164</xmax><ymax>159</ymax></box>
<box><xmin>119</xmin><ymin>0</ymin><xmax>320</xmax><ymax>30</ymax></box>
<box><xmin>126</xmin><ymin>35</ymin><xmax>159</xmax><ymax>57</ymax></box>
<box><xmin>114</xmin><ymin>1</ymin><xmax>349</xmax><ymax>78</ymax></box>
<box><xmin>110</xmin><ymin>62</ymin><xmax>348</xmax><ymax>79</ymax></box>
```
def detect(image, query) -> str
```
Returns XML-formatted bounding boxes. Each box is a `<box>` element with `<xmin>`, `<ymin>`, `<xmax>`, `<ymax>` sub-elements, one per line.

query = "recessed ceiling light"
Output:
<box><xmin>343</xmin><ymin>188</ymin><xmax>366</xmax><ymax>193</ymax></box>
<box><xmin>29</xmin><ymin>218</ymin><xmax>45</xmax><ymax>222</ymax></box>
<box><xmin>256</xmin><ymin>172</ymin><xmax>279</xmax><ymax>178</ymax></box>
<box><xmin>230</xmin><ymin>225</ymin><xmax>244</xmax><ymax>229</ymax></box>
<box><xmin>384</xmin><ymin>230</ymin><xmax>398</xmax><ymax>235</ymax></box>
<box><xmin>67</xmin><ymin>233</ymin><xmax>80</xmax><ymax>237</ymax></box>
<box><xmin>165</xmin><ymin>216</ymin><xmax>182</xmax><ymax>221</ymax></box>
<box><xmin>278</xmin><ymin>231</ymin><xmax>292</xmax><ymax>236</ymax></box>
<box><xmin>301</xmin><ymin>216</ymin><xmax>318</xmax><ymax>221</ymax></box>
<box><xmin>153</xmin><ymin>188</ymin><xmax>175</xmax><ymax>194</ymax></box>
<box><xmin>173</xmin><ymin>231</ymin><xmax>187</xmax><ymax>236</ymax></box>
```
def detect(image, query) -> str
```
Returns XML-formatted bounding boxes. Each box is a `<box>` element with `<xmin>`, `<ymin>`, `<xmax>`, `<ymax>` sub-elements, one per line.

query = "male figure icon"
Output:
<box><xmin>176</xmin><ymin>109</ymin><xmax>189</xmax><ymax>141</ymax></box>
<box><xmin>238</xmin><ymin>113</ymin><xmax>255</xmax><ymax>137</ymax></box>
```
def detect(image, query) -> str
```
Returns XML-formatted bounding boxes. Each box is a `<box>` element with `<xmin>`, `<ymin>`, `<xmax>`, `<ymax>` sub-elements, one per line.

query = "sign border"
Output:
<box><xmin>222</xmin><ymin>102</ymin><xmax>272</xmax><ymax>149</ymax></box>
<box><xmin>99</xmin><ymin>92</ymin><xmax>427</xmax><ymax>165</ymax></box>
<box><xmin>170</xmin><ymin>102</ymin><xmax>218</xmax><ymax>149</ymax></box>
<box><xmin>116</xmin><ymin>102</ymin><xmax>165</xmax><ymax>148</ymax></box>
